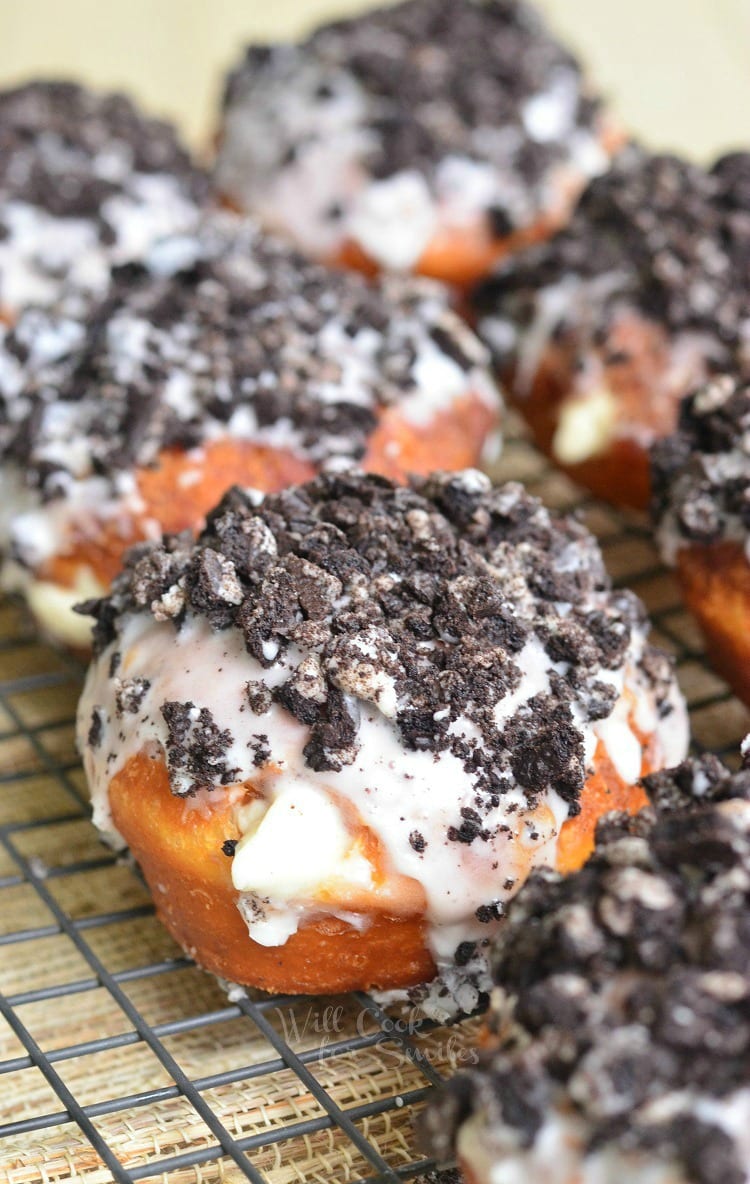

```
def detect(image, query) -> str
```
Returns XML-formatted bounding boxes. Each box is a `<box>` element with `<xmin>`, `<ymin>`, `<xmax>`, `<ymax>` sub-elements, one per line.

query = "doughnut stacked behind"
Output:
<box><xmin>214</xmin><ymin>0</ymin><xmax>619</xmax><ymax>286</ymax></box>
<box><xmin>76</xmin><ymin>469</ymin><xmax>687</xmax><ymax>999</ymax></box>
<box><xmin>0</xmin><ymin>80</ymin><xmax>208</xmax><ymax>319</ymax></box>
<box><xmin>0</xmin><ymin>213</ymin><xmax>500</xmax><ymax>649</ymax></box>
<box><xmin>472</xmin><ymin>146</ymin><xmax>750</xmax><ymax>509</ymax></box>
<box><xmin>652</xmin><ymin>375</ymin><xmax>750</xmax><ymax>706</ymax></box>
<box><xmin>422</xmin><ymin>747</ymin><xmax>750</xmax><ymax>1184</ymax></box>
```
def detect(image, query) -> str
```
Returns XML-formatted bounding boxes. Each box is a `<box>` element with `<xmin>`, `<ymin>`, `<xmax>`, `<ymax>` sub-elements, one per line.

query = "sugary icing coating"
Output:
<box><xmin>0</xmin><ymin>80</ymin><xmax>208</xmax><ymax>315</ymax></box>
<box><xmin>422</xmin><ymin>749</ymin><xmax>750</xmax><ymax>1184</ymax></box>
<box><xmin>77</xmin><ymin>470</ymin><xmax>687</xmax><ymax>1002</ymax></box>
<box><xmin>215</xmin><ymin>0</ymin><xmax>611</xmax><ymax>270</ymax></box>
<box><xmin>652</xmin><ymin>375</ymin><xmax>750</xmax><ymax>563</ymax></box>
<box><xmin>0</xmin><ymin>212</ymin><xmax>499</xmax><ymax>645</ymax></box>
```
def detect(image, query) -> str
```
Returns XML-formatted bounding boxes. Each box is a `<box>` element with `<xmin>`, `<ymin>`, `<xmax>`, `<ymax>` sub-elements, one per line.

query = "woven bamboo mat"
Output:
<box><xmin>1</xmin><ymin>414</ymin><xmax>747</xmax><ymax>1184</ymax></box>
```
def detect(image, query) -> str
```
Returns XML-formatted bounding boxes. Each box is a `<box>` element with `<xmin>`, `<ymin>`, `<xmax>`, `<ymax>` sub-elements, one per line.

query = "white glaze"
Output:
<box><xmin>215</xmin><ymin>46</ymin><xmax>610</xmax><ymax>270</ymax></box>
<box><xmin>0</xmin><ymin>177</ymin><xmax>201</xmax><ymax>314</ymax></box>
<box><xmin>77</xmin><ymin>604</ymin><xmax>687</xmax><ymax>967</ymax></box>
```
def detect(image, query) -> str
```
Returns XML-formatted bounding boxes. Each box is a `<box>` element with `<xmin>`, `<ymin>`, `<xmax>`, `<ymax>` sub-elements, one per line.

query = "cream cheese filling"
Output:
<box><xmin>552</xmin><ymin>387</ymin><xmax>619</xmax><ymax>465</ymax></box>
<box><xmin>24</xmin><ymin>567</ymin><xmax>103</xmax><ymax>651</ymax></box>
<box><xmin>2</xmin><ymin>559</ymin><xmax>104</xmax><ymax>650</ymax></box>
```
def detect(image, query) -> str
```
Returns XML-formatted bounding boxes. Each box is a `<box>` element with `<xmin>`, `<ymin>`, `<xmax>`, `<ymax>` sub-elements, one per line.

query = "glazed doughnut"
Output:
<box><xmin>472</xmin><ymin>146</ymin><xmax>750</xmax><ymax>509</ymax></box>
<box><xmin>652</xmin><ymin>375</ymin><xmax>750</xmax><ymax>706</ymax></box>
<box><xmin>213</xmin><ymin>0</ymin><xmax>621</xmax><ymax>287</ymax></box>
<box><xmin>422</xmin><ymin>746</ymin><xmax>750</xmax><ymax>1184</ymax></box>
<box><xmin>0</xmin><ymin>214</ymin><xmax>500</xmax><ymax>650</ymax></box>
<box><xmin>76</xmin><ymin>470</ymin><xmax>687</xmax><ymax>1000</ymax></box>
<box><xmin>0</xmin><ymin>80</ymin><xmax>207</xmax><ymax>320</ymax></box>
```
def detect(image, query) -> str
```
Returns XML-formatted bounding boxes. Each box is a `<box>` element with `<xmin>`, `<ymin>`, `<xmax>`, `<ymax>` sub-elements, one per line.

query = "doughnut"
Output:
<box><xmin>213</xmin><ymin>0</ymin><xmax>621</xmax><ymax>286</ymax></box>
<box><xmin>0</xmin><ymin>80</ymin><xmax>208</xmax><ymax>320</ymax></box>
<box><xmin>422</xmin><ymin>746</ymin><xmax>750</xmax><ymax>1184</ymax></box>
<box><xmin>76</xmin><ymin>470</ymin><xmax>687</xmax><ymax>999</ymax></box>
<box><xmin>0</xmin><ymin>214</ymin><xmax>500</xmax><ymax>651</ymax></box>
<box><xmin>652</xmin><ymin>375</ymin><xmax>750</xmax><ymax>705</ymax></box>
<box><xmin>472</xmin><ymin>146</ymin><xmax>750</xmax><ymax>509</ymax></box>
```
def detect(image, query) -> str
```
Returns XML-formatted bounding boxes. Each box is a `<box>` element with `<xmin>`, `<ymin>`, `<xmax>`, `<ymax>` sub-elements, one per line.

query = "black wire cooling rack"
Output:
<box><xmin>1</xmin><ymin>423</ymin><xmax>747</xmax><ymax>1184</ymax></box>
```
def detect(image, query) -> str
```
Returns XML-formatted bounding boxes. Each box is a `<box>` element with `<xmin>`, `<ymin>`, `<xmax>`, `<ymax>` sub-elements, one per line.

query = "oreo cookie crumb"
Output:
<box><xmin>245</xmin><ymin>681</ymin><xmax>273</xmax><ymax>715</ymax></box>
<box><xmin>2</xmin><ymin>215</ymin><xmax>489</xmax><ymax>495</ymax></box>
<box><xmin>114</xmin><ymin>676</ymin><xmax>150</xmax><ymax>716</ymax></box>
<box><xmin>0</xmin><ymin>80</ymin><xmax>206</xmax><ymax>210</ymax></box>
<box><xmin>652</xmin><ymin>375</ymin><xmax>750</xmax><ymax>557</ymax></box>
<box><xmin>88</xmin><ymin>707</ymin><xmax>105</xmax><ymax>749</ymax></box>
<box><xmin>161</xmin><ymin>700</ymin><xmax>240</xmax><ymax>795</ymax></box>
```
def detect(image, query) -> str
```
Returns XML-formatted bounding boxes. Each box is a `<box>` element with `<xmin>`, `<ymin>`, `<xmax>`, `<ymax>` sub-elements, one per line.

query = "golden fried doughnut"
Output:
<box><xmin>78</xmin><ymin>471</ymin><xmax>687</xmax><ymax>1001</ymax></box>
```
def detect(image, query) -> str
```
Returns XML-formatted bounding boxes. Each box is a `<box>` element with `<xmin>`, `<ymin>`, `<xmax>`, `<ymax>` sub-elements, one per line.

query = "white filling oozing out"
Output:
<box><xmin>552</xmin><ymin>387</ymin><xmax>619</xmax><ymax>466</ymax></box>
<box><xmin>216</xmin><ymin>56</ymin><xmax>609</xmax><ymax>270</ymax></box>
<box><xmin>457</xmin><ymin>1085</ymin><xmax>750</xmax><ymax>1184</ymax></box>
<box><xmin>548</xmin><ymin>324</ymin><xmax>718</xmax><ymax>465</ymax></box>
<box><xmin>78</xmin><ymin>607</ymin><xmax>687</xmax><ymax>973</ymax></box>
<box><xmin>482</xmin><ymin>268</ymin><xmax>720</xmax><ymax>464</ymax></box>
<box><xmin>2</xmin><ymin>563</ymin><xmax>104</xmax><ymax>651</ymax></box>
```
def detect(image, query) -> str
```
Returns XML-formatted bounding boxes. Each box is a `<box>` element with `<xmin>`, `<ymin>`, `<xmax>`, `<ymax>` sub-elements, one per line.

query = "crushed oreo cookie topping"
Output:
<box><xmin>423</xmin><ymin>750</ymin><xmax>750</xmax><ymax>1184</ymax></box>
<box><xmin>78</xmin><ymin>468</ymin><xmax>686</xmax><ymax>996</ymax></box>
<box><xmin>473</xmin><ymin>144</ymin><xmax>750</xmax><ymax>373</ymax></box>
<box><xmin>161</xmin><ymin>700</ymin><xmax>240</xmax><ymax>797</ymax></box>
<box><xmin>652</xmin><ymin>375</ymin><xmax>750</xmax><ymax>558</ymax></box>
<box><xmin>0</xmin><ymin>80</ymin><xmax>207</xmax><ymax>312</ymax></box>
<box><xmin>83</xmin><ymin>470</ymin><xmax>671</xmax><ymax>808</ymax></box>
<box><xmin>225</xmin><ymin>0</ymin><xmax>598</xmax><ymax>185</ymax></box>
<box><xmin>0</xmin><ymin>80</ymin><xmax>207</xmax><ymax>211</ymax></box>
<box><xmin>216</xmin><ymin>0</ymin><xmax>610</xmax><ymax>264</ymax></box>
<box><xmin>0</xmin><ymin>214</ymin><xmax>492</xmax><ymax>495</ymax></box>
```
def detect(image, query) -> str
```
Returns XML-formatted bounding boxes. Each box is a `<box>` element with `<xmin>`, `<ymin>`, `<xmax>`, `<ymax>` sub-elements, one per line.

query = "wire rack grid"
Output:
<box><xmin>1</xmin><ymin>417</ymin><xmax>748</xmax><ymax>1184</ymax></box>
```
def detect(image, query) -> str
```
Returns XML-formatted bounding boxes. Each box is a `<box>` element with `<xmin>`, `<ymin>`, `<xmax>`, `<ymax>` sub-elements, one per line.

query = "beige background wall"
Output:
<box><xmin>0</xmin><ymin>0</ymin><xmax>748</xmax><ymax>159</ymax></box>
